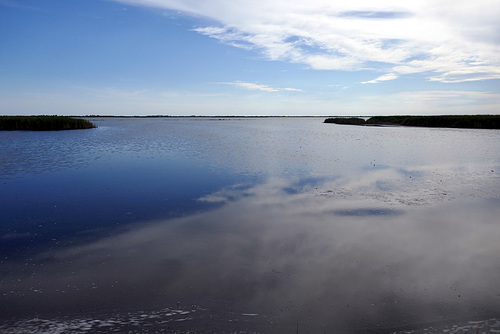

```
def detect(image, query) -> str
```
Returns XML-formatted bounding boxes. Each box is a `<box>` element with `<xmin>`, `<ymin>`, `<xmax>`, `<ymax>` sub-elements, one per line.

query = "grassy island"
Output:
<box><xmin>324</xmin><ymin>115</ymin><xmax>500</xmax><ymax>129</ymax></box>
<box><xmin>0</xmin><ymin>116</ymin><xmax>96</xmax><ymax>131</ymax></box>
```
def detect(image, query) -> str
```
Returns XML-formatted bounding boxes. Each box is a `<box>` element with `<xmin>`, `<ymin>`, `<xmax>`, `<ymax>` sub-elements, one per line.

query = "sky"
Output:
<box><xmin>1</xmin><ymin>0</ymin><xmax>499</xmax><ymax>116</ymax></box>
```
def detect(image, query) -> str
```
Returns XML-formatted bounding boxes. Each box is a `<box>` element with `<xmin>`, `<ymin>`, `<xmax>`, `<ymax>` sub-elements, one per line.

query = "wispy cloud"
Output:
<box><xmin>362</xmin><ymin>73</ymin><xmax>398</xmax><ymax>84</ymax></box>
<box><xmin>217</xmin><ymin>81</ymin><xmax>302</xmax><ymax>93</ymax></box>
<box><xmin>218</xmin><ymin>81</ymin><xmax>278</xmax><ymax>92</ymax></box>
<box><xmin>114</xmin><ymin>0</ymin><xmax>500</xmax><ymax>83</ymax></box>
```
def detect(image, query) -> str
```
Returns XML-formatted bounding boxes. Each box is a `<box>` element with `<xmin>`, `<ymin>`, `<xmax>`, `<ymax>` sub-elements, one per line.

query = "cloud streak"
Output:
<box><xmin>114</xmin><ymin>0</ymin><xmax>500</xmax><ymax>83</ymax></box>
<box><xmin>217</xmin><ymin>81</ymin><xmax>302</xmax><ymax>92</ymax></box>
<box><xmin>362</xmin><ymin>73</ymin><xmax>398</xmax><ymax>84</ymax></box>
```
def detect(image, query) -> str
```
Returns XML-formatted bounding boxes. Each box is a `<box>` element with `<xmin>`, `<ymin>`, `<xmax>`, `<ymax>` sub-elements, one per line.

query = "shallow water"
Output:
<box><xmin>1</xmin><ymin>117</ymin><xmax>499</xmax><ymax>333</ymax></box>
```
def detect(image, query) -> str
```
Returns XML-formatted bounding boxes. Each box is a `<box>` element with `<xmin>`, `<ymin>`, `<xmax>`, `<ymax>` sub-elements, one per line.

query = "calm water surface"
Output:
<box><xmin>1</xmin><ymin>117</ymin><xmax>499</xmax><ymax>333</ymax></box>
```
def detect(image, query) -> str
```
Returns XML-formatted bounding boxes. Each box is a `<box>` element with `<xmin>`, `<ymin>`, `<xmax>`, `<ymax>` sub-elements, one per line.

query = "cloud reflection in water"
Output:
<box><xmin>1</xmin><ymin>177</ymin><xmax>500</xmax><ymax>333</ymax></box>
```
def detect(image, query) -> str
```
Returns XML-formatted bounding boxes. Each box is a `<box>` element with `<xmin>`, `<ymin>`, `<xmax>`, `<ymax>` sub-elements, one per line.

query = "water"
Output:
<box><xmin>1</xmin><ymin>117</ymin><xmax>499</xmax><ymax>333</ymax></box>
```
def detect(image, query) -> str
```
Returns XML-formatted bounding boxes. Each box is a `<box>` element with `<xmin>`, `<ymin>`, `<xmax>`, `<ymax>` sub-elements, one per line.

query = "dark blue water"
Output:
<box><xmin>1</xmin><ymin>117</ymin><xmax>499</xmax><ymax>333</ymax></box>
<box><xmin>1</xmin><ymin>119</ymin><xmax>257</xmax><ymax>258</ymax></box>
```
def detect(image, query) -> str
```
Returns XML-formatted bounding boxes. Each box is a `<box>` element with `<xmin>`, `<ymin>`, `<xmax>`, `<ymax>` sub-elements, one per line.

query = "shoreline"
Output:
<box><xmin>324</xmin><ymin>115</ymin><xmax>500</xmax><ymax>129</ymax></box>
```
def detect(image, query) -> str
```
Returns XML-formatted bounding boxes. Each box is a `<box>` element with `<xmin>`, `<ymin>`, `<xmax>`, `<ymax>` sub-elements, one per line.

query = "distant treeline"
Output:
<box><xmin>0</xmin><ymin>116</ymin><xmax>96</xmax><ymax>131</ymax></box>
<box><xmin>324</xmin><ymin>115</ymin><xmax>500</xmax><ymax>129</ymax></box>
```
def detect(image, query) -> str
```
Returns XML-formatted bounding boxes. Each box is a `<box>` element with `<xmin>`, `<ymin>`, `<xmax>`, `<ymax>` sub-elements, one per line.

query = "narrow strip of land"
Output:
<box><xmin>0</xmin><ymin>116</ymin><xmax>96</xmax><ymax>131</ymax></box>
<box><xmin>324</xmin><ymin>115</ymin><xmax>500</xmax><ymax>129</ymax></box>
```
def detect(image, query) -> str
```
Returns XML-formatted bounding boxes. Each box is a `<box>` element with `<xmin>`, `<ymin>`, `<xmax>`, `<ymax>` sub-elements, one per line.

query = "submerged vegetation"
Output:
<box><xmin>0</xmin><ymin>116</ymin><xmax>96</xmax><ymax>131</ymax></box>
<box><xmin>324</xmin><ymin>115</ymin><xmax>500</xmax><ymax>129</ymax></box>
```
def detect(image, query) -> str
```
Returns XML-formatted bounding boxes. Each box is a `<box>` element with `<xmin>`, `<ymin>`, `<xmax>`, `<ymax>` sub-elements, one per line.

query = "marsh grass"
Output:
<box><xmin>325</xmin><ymin>115</ymin><xmax>500</xmax><ymax>129</ymax></box>
<box><xmin>323</xmin><ymin>117</ymin><xmax>366</xmax><ymax>125</ymax></box>
<box><xmin>0</xmin><ymin>116</ymin><xmax>96</xmax><ymax>131</ymax></box>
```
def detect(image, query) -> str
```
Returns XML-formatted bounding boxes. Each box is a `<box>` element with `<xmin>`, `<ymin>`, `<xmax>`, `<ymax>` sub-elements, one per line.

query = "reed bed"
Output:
<box><xmin>325</xmin><ymin>115</ymin><xmax>500</xmax><ymax>129</ymax></box>
<box><xmin>0</xmin><ymin>116</ymin><xmax>96</xmax><ymax>131</ymax></box>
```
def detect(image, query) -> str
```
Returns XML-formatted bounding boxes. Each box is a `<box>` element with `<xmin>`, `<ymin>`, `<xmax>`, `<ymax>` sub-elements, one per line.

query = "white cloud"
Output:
<box><xmin>217</xmin><ymin>81</ymin><xmax>277</xmax><ymax>92</ymax></box>
<box><xmin>114</xmin><ymin>0</ymin><xmax>500</xmax><ymax>83</ymax></box>
<box><xmin>217</xmin><ymin>81</ymin><xmax>302</xmax><ymax>92</ymax></box>
<box><xmin>362</xmin><ymin>73</ymin><xmax>398</xmax><ymax>84</ymax></box>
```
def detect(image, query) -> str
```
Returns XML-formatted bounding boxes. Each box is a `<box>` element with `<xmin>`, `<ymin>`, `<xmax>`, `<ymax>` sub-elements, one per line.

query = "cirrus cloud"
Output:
<box><xmin>217</xmin><ymin>81</ymin><xmax>302</xmax><ymax>93</ymax></box>
<box><xmin>362</xmin><ymin>73</ymin><xmax>399</xmax><ymax>84</ymax></box>
<box><xmin>114</xmin><ymin>0</ymin><xmax>500</xmax><ymax>83</ymax></box>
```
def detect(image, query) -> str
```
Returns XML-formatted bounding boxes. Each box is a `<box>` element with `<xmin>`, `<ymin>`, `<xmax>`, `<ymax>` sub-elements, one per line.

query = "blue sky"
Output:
<box><xmin>1</xmin><ymin>0</ymin><xmax>499</xmax><ymax>116</ymax></box>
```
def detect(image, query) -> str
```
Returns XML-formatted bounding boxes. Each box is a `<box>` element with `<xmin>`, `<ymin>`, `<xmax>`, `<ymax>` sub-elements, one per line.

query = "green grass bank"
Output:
<box><xmin>324</xmin><ymin>115</ymin><xmax>500</xmax><ymax>129</ymax></box>
<box><xmin>0</xmin><ymin>116</ymin><xmax>96</xmax><ymax>131</ymax></box>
